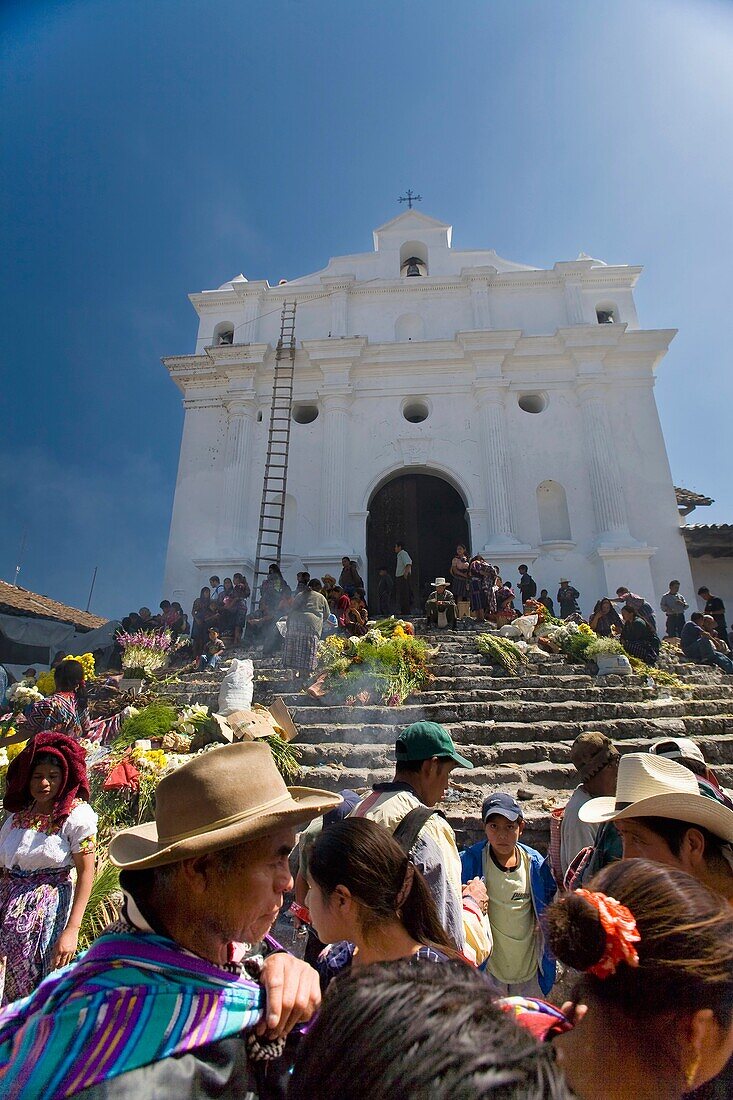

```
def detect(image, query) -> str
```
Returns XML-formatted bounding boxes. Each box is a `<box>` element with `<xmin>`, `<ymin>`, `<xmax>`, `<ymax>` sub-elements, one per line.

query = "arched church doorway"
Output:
<box><xmin>366</xmin><ymin>473</ymin><xmax>470</xmax><ymax>612</ymax></box>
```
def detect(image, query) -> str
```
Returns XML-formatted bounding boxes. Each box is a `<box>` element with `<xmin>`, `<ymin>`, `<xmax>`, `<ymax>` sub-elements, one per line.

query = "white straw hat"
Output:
<box><xmin>431</xmin><ymin>577</ymin><xmax>449</xmax><ymax>587</ymax></box>
<box><xmin>579</xmin><ymin>752</ymin><xmax>733</xmax><ymax>842</ymax></box>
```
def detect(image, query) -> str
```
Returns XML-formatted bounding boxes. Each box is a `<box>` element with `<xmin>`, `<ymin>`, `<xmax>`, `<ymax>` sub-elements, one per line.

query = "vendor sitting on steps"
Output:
<box><xmin>425</xmin><ymin>578</ymin><xmax>457</xmax><ymax>630</ymax></box>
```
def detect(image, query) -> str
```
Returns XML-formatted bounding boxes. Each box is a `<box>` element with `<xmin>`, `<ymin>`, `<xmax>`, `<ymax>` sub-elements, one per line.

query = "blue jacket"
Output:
<box><xmin>460</xmin><ymin>839</ymin><xmax>557</xmax><ymax>995</ymax></box>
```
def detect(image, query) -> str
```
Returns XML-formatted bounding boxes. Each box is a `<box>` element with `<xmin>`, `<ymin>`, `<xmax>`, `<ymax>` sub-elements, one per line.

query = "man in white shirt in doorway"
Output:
<box><xmin>394</xmin><ymin>540</ymin><xmax>413</xmax><ymax>615</ymax></box>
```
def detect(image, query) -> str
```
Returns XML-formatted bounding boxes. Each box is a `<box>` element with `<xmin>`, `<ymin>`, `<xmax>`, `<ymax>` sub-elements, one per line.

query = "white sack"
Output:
<box><xmin>218</xmin><ymin>658</ymin><xmax>254</xmax><ymax>716</ymax></box>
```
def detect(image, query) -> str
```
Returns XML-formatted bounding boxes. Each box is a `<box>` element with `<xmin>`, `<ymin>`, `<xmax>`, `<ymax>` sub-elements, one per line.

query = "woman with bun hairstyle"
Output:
<box><xmin>306</xmin><ymin>817</ymin><xmax>463</xmax><ymax>989</ymax></box>
<box><xmin>544</xmin><ymin>859</ymin><xmax>733</xmax><ymax>1099</ymax></box>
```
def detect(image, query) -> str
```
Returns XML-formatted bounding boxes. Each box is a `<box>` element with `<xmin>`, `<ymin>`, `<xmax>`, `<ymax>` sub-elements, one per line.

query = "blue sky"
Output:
<box><xmin>1</xmin><ymin>0</ymin><xmax>732</xmax><ymax>619</ymax></box>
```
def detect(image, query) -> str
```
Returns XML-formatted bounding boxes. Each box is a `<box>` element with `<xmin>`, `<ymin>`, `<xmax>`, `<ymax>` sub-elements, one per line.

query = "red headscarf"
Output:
<box><xmin>3</xmin><ymin>732</ymin><xmax>90</xmax><ymax>822</ymax></box>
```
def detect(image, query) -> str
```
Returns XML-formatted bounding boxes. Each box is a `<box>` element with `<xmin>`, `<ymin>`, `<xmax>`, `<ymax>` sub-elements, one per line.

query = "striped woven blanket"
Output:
<box><xmin>0</xmin><ymin>929</ymin><xmax>264</xmax><ymax>1099</ymax></box>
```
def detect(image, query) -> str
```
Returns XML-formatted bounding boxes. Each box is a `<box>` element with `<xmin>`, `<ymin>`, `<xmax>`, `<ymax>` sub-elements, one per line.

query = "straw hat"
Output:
<box><xmin>109</xmin><ymin>741</ymin><xmax>341</xmax><ymax>870</ymax></box>
<box><xmin>579</xmin><ymin>752</ymin><xmax>733</xmax><ymax>842</ymax></box>
<box><xmin>431</xmin><ymin>577</ymin><xmax>449</xmax><ymax>587</ymax></box>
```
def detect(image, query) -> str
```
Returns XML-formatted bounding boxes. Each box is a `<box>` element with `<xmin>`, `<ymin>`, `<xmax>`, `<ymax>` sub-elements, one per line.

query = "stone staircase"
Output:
<box><xmin>161</xmin><ymin>626</ymin><xmax>733</xmax><ymax>851</ymax></box>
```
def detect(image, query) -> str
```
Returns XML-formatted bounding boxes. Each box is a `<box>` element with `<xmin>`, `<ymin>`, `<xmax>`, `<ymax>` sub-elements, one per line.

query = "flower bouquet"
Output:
<box><xmin>36</xmin><ymin>652</ymin><xmax>96</xmax><ymax>696</ymax></box>
<box><xmin>116</xmin><ymin>629</ymin><xmax>174</xmax><ymax>679</ymax></box>
<box><xmin>6</xmin><ymin>683</ymin><xmax>44</xmax><ymax>712</ymax></box>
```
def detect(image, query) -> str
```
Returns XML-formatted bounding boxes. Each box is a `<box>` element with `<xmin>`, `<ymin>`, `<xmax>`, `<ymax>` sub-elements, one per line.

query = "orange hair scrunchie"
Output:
<box><xmin>575</xmin><ymin>889</ymin><xmax>641</xmax><ymax>978</ymax></box>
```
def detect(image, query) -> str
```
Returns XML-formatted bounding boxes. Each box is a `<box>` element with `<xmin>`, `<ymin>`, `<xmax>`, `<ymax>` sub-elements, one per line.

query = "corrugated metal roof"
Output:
<box><xmin>0</xmin><ymin>580</ymin><xmax>106</xmax><ymax>630</ymax></box>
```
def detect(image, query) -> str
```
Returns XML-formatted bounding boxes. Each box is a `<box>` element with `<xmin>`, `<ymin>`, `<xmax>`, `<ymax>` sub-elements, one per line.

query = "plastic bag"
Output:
<box><xmin>512</xmin><ymin>614</ymin><xmax>539</xmax><ymax>640</ymax></box>
<box><xmin>218</xmin><ymin>658</ymin><xmax>254</xmax><ymax>716</ymax></box>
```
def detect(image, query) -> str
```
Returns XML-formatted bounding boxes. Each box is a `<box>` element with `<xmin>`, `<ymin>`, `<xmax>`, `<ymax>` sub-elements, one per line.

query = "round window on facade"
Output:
<box><xmin>292</xmin><ymin>404</ymin><xmax>319</xmax><ymax>425</ymax></box>
<box><xmin>518</xmin><ymin>393</ymin><xmax>547</xmax><ymax>414</ymax></box>
<box><xmin>402</xmin><ymin>400</ymin><xmax>430</xmax><ymax>424</ymax></box>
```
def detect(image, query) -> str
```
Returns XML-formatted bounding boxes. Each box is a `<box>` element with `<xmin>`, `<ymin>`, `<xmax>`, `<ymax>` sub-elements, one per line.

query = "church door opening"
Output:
<box><xmin>366</xmin><ymin>473</ymin><xmax>469</xmax><ymax>612</ymax></box>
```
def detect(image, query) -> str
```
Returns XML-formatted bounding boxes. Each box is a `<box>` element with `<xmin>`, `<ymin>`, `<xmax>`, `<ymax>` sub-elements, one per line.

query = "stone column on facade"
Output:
<box><xmin>563</xmin><ymin>281</ymin><xmax>587</xmax><ymax>324</ymax></box>
<box><xmin>577</xmin><ymin>383</ymin><xmax>631</xmax><ymax>541</ymax></box>
<box><xmin>220</xmin><ymin>398</ymin><xmax>256</xmax><ymax>550</ymax></box>
<box><xmin>462</xmin><ymin>267</ymin><xmax>496</xmax><ymax>330</ymax></box>
<box><xmin>475</xmin><ymin>384</ymin><xmax>524</xmax><ymax>550</ymax></box>
<box><xmin>319</xmin><ymin>393</ymin><xmax>351</xmax><ymax>548</ymax></box>
<box><xmin>231</xmin><ymin>280</ymin><xmax>268</xmax><ymax>342</ymax></box>
<box><xmin>321</xmin><ymin>275</ymin><xmax>355</xmax><ymax>338</ymax></box>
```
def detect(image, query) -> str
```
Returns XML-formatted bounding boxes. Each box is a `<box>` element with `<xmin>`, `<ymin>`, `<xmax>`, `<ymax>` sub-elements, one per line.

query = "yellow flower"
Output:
<box><xmin>36</xmin><ymin>671</ymin><xmax>56</xmax><ymax>696</ymax></box>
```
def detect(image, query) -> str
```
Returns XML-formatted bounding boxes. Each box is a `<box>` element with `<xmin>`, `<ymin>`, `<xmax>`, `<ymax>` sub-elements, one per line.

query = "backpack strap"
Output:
<box><xmin>392</xmin><ymin>806</ymin><xmax>438</xmax><ymax>855</ymax></box>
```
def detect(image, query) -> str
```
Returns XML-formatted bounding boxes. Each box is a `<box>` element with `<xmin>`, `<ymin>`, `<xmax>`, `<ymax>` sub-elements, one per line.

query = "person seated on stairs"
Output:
<box><xmin>702</xmin><ymin>615</ymin><xmax>731</xmax><ymax>655</ymax></box>
<box><xmin>619</xmin><ymin>605</ymin><xmax>660</xmax><ymax>665</ymax></box>
<box><xmin>198</xmin><ymin>627</ymin><xmax>225</xmax><ymax>671</ymax></box>
<box><xmin>460</xmin><ymin>792</ymin><xmax>556</xmax><ymax>998</ymax></box>
<box><xmin>350</xmin><ymin>722</ymin><xmax>492</xmax><ymax>967</ymax></box>
<box><xmin>425</xmin><ymin>577</ymin><xmax>457</xmax><ymax>629</ymax></box>
<box><xmin>681</xmin><ymin>613</ymin><xmax>733</xmax><ymax>675</ymax></box>
<box><xmin>589</xmin><ymin>598</ymin><xmax>623</xmax><ymax>638</ymax></box>
<box><xmin>559</xmin><ymin>732</ymin><xmax>622</xmax><ymax>885</ymax></box>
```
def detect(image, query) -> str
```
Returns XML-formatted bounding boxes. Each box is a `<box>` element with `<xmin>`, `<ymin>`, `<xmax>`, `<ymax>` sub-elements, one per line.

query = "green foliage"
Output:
<box><xmin>627</xmin><ymin>656</ymin><xmax>691</xmax><ymax>694</ymax></box>
<box><xmin>476</xmin><ymin>634</ymin><xmax>528</xmax><ymax>676</ymax></box>
<box><xmin>113</xmin><ymin>702</ymin><xmax>178</xmax><ymax>749</ymax></box>
<box><xmin>78</xmin><ymin>860</ymin><xmax>121</xmax><ymax>951</ymax></box>
<box><xmin>316</xmin><ymin>633</ymin><xmax>432</xmax><ymax>705</ymax></box>
<box><xmin>584</xmin><ymin>635</ymin><xmax>626</xmax><ymax>658</ymax></box>
<box><xmin>265</xmin><ymin>735</ymin><xmax>301</xmax><ymax>784</ymax></box>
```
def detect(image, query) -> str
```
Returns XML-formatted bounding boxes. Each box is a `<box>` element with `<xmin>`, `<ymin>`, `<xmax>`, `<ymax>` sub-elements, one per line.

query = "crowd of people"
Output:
<box><xmin>417</xmin><ymin>543</ymin><xmax>733</xmax><ymax>678</ymax></box>
<box><xmin>0</xmin><ymin>698</ymin><xmax>732</xmax><ymax>1097</ymax></box>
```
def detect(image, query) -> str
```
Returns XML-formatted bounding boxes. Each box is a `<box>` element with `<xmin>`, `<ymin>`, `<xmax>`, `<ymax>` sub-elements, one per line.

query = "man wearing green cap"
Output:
<box><xmin>351</xmin><ymin>722</ymin><xmax>492</xmax><ymax>966</ymax></box>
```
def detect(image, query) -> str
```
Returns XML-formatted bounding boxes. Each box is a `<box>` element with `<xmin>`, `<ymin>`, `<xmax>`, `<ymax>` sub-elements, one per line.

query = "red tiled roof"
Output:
<box><xmin>675</xmin><ymin>486</ymin><xmax>714</xmax><ymax>508</ymax></box>
<box><xmin>0</xmin><ymin>581</ymin><xmax>106</xmax><ymax>630</ymax></box>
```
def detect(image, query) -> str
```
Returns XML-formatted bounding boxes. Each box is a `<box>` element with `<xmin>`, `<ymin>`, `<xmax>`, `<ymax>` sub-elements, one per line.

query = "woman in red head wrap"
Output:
<box><xmin>0</xmin><ymin>733</ymin><xmax>97</xmax><ymax>1004</ymax></box>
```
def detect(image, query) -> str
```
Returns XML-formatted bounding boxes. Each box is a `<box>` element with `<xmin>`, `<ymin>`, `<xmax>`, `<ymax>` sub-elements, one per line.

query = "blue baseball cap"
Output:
<box><xmin>482</xmin><ymin>792</ymin><xmax>523</xmax><ymax>823</ymax></box>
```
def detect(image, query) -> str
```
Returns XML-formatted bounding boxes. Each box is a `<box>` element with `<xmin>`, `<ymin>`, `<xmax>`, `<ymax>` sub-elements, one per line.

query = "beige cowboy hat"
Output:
<box><xmin>109</xmin><ymin>741</ymin><xmax>341</xmax><ymax>870</ymax></box>
<box><xmin>431</xmin><ymin>577</ymin><xmax>449</xmax><ymax>587</ymax></box>
<box><xmin>579</xmin><ymin>752</ymin><xmax>733</xmax><ymax>842</ymax></box>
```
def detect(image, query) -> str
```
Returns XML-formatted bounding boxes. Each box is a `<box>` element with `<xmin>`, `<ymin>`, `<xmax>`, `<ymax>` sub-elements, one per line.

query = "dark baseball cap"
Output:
<box><xmin>395</xmin><ymin>722</ymin><xmax>473</xmax><ymax>769</ymax></box>
<box><xmin>482</xmin><ymin>792</ymin><xmax>523</xmax><ymax>823</ymax></box>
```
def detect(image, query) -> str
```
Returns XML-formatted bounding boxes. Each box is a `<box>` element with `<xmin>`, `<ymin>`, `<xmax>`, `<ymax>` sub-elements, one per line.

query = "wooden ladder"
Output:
<box><xmin>252</xmin><ymin>301</ymin><xmax>297</xmax><ymax>603</ymax></box>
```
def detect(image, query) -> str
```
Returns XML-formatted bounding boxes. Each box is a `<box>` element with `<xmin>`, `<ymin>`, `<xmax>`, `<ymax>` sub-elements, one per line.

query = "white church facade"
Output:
<box><xmin>162</xmin><ymin>210</ymin><xmax>695</xmax><ymax>614</ymax></box>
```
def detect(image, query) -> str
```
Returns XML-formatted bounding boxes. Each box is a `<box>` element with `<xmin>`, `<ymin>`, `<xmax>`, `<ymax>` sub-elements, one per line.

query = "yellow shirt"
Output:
<box><xmin>483</xmin><ymin>844</ymin><xmax>537</xmax><ymax>986</ymax></box>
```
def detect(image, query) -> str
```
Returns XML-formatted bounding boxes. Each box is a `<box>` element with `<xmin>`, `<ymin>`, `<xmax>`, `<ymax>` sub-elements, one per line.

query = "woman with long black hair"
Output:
<box><xmin>306</xmin><ymin>816</ymin><xmax>463</xmax><ymax>989</ymax></box>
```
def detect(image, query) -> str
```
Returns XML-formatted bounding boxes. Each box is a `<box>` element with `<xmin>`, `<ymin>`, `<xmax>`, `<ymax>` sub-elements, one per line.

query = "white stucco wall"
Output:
<box><xmin>162</xmin><ymin>211</ymin><xmax>695</xmax><ymax>617</ymax></box>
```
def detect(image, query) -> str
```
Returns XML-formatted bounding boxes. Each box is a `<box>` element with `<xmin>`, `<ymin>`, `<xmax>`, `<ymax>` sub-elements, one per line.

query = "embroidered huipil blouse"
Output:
<box><xmin>0</xmin><ymin>799</ymin><xmax>97</xmax><ymax>872</ymax></box>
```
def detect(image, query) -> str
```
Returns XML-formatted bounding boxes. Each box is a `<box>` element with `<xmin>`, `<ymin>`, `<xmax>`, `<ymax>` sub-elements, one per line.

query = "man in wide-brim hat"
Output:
<box><xmin>579</xmin><ymin>752</ymin><xmax>733</xmax><ymax>1098</ymax></box>
<box><xmin>580</xmin><ymin>751</ymin><xmax>733</xmax><ymax>900</ymax></box>
<box><xmin>0</xmin><ymin>742</ymin><xmax>341</xmax><ymax>1099</ymax></box>
<box><xmin>425</xmin><ymin>577</ymin><xmax>457</xmax><ymax>630</ymax></box>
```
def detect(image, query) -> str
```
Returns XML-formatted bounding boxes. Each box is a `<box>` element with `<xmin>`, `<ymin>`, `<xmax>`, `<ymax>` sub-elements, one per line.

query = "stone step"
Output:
<box><xmin>285</xmin><ymin>697</ymin><xmax>693</xmax><ymax>730</ymax></box>
<box><xmin>290</xmin><ymin>713</ymin><xmax>724</xmax><ymax>745</ymax></box>
<box><xmin>294</xmin><ymin>733</ymin><xmax>733</xmax><ymax>771</ymax></box>
<box><xmin>271</xmin><ymin>684</ymin><xmax>661</xmax><ymax>707</ymax></box>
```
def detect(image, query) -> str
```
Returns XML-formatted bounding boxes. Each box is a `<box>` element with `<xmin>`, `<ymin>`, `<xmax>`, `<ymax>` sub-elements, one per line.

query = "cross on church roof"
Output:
<box><xmin>398</xmin><ymin>189</ymin><xmax>422</xmax><ymax>209</ymax></box>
